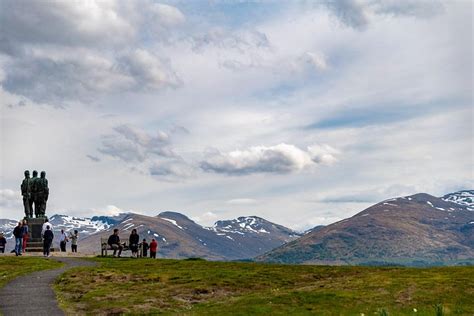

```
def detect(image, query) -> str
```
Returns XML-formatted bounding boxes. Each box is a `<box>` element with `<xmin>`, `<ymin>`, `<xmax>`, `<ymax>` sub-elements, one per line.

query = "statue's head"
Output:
<box><xmin>41</xmin><ymin>171</ymin><xmax>46</xmax><ymax>178</ymax></box>
<box><xmin>24</xmin><ymin>170</ymin><xmax>30</xmax><ymax>177</ymax></box>
<box><xmin>32</xmin><ymin>170</ymin><xmax>38</xmax><ymax>177</ymax></box>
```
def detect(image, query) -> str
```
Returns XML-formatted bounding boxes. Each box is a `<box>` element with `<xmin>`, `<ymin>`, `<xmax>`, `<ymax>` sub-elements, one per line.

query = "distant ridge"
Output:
<box><xmin>256</xmin><ymin>191</ymin><xmax>474</xmax><ymax>266</ymax></box>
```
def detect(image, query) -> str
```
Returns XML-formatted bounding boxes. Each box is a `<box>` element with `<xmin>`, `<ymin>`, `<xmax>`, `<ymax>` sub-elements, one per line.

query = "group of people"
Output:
<box><xmin>5</xmin><ymin>219</ymin><xmax>79</xmax><ymax>257</ymax></box>
<box><xmin>107</xmin><ymin>228</ymin><xmax>158</xmax><ymax>258</ymax></box>
<box><xmin>12</xmin><ymin>219</ymin><xmax>30</xmax><ymax>256</ymax></box>
<box><xmin>21</xmin><ymin>170</ymin><xmax>49</xmax><ymax>218</ymax></box>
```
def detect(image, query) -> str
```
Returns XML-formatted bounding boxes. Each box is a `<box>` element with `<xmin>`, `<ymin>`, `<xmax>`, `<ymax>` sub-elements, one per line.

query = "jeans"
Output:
<box><xmin>15</xmin><ymin>237</ymin><xmax>23</xmax><ymax>255</ymax></box>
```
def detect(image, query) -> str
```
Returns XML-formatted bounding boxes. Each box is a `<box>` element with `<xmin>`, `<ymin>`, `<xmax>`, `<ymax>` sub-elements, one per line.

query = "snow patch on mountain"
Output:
<box><xmin>161</xmin><ymin>218</ymin><xmax>184</xmax><ymax>230</ymax></box>
<box><xmin>50</xmin><ymin>214</ymin><xmax>111</xmax><ymax>234</ymax></box>
<box><xmin>442</xmin><ymin>190</ymin><xmax>474</xmax><ymax>211</ymax></box>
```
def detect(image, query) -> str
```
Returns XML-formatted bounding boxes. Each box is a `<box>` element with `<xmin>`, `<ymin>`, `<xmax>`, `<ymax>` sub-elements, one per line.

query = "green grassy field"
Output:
<box><xmin>54</xmin><ymin>258</ymin><xmax>474</xmax><ymax>315</ymax></box>
<box><xmin>0</xmin><ymin>256</ymin><xmax>63</xmax><ymax>287</ymax></box>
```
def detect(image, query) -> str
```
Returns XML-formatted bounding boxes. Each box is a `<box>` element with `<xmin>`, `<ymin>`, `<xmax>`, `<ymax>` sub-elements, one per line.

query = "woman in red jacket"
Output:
<box><xmin>150</xmin><ymin>238</ymin><xmax>158</xmax><ymax>259</ymax></box>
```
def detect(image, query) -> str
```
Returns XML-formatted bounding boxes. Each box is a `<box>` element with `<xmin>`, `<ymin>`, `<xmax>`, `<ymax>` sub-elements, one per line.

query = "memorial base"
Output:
<box><xmin>25</xmin><ymin>217</ymin><xmax>57</xmax><ymax>253</ymax></box>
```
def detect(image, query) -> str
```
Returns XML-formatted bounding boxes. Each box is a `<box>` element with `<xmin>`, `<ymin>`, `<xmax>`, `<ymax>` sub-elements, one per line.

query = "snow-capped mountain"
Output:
<box><xmin>49</xmin><ymin>214</ymin><xmax>113</xmax><ymax>235</ymax></box>
<box><xmin>257</xmin><ymin>192</ymin><xmax>474</xmax><ymax>266</ymax></box>
<box><xmin>442</xmin><ymin>190</ymin><xmax>474</xmax><ymax>211</ymax></box>
<box><xmin>213</xmin><ymin>216</ymin><xmax>298</xmax><ymax>238</ymax></box>
<box><xmin>76</xmin><ymin>211</ymin><xmax>301</xmax><ymax>259</ymax></box>
<box><xmin>0</xmin><ymin>219</ymin><xmax>17</xmax><ymax>239</ymax></box>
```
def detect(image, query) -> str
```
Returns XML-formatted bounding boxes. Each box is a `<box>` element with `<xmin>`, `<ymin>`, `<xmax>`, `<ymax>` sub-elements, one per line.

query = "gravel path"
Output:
<box><xmin>0</xmin><ymin>257</ymin><xmax>96</xmax><ymax>316</ymax></box>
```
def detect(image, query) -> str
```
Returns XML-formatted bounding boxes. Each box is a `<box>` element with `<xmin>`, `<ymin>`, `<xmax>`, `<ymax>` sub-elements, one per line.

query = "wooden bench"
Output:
<box><xmin>100</xmin><ymin>238</ymin><xmax>144</xmax><ymax>257</ymax></box>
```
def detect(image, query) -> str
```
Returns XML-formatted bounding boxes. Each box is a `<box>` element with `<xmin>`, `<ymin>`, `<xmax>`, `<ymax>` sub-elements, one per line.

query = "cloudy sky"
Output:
<box><xmin>0</xmin><ymin>0</ymin><xmax>472</xmax><ymax>230</ymax></box>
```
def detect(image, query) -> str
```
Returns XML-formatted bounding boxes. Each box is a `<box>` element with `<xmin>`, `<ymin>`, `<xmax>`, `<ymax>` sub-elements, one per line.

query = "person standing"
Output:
<box><xmin>21</xmin><ymin>219</ymin><xmax>29</xmax><ymax>253</ymax></box>
<box><xmin>107</xmin><ymin>229</ymin><xmax>123</xmax><ymax>257</ymax></box>
<box><xmin>142</xmin><ymin>239</ymin><xmax>149</xmax><ymax>257</ymax></box>
<box><xmin>13</xmin><ymin>221</ymin><xmax>23</xmax><ymax>256</ymax></box>
<box><xmin>41</xmin><ymin>219</ymin><xmax>53</xmax><ymax>237</ymax></box>
<box><xmin>150</xmin><ymin>238</ymin><xmax>158</xmax><ymax>259</ymax></box>
<box><xmin>129</xmin><ymin>229</ymin><xmax>139</xmax><ymax>258</ymax></box>
<box><xmin>69</xmin><ymin>230</ymin><xmax>78</xmax><ymax>253</ymax></box>
<box><xmin>43</xmin><ymin>225</ymin><xmax>54</xmax><ymax>257</ymax></box>
<box><xmin>59</xmin><ymin>229</ymin><xmax>68</xmax><ymax>252</ymax></box>
<box><xmin>21</xmin><ymin>170</ymin><xmax>33</xmax><ymax>218</ymax></box>
<box><xmin>0</xmin><ymin>233</ymin><xmax>6</xmax><ymax>254</ymax></box>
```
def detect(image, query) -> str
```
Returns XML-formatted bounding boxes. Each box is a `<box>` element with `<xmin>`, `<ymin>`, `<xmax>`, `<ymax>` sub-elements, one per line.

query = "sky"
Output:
<box><xmin>0</xmin><ymin>0</ymin><xmax>472</xmax><ymax>231</ymax></box>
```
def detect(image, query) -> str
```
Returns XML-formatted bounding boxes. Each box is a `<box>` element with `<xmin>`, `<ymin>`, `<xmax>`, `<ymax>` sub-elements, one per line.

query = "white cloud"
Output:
<box><xmin>88</xmin><ymin>205</ymin><xmax>123</xmax><ymax>216</ymax></box>
<box><xmin>200</xmin><ymin>143</ymin><xmax>339</xmax><ymax>175</ymax></box>
<box><xmin>0</xmin><ymin>189</ymin><xmax>21</xmax><ymax>208</ymax></box>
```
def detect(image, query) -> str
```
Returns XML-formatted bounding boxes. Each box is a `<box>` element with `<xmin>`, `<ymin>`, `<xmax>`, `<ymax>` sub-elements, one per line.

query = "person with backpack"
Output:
<box><xmin>43</xmin><ymin>225</ymin><xmax>54</xmax><ymax>257</ymax></box>
<box><xmin>150</xmin><ymin>238</ymin><xmax>158</xmax><ymax>259</ymax></box>
<box><xmin>13</xmin><ymin>221</ymin><xmax>23</xmax><ymax>256</ymax></box>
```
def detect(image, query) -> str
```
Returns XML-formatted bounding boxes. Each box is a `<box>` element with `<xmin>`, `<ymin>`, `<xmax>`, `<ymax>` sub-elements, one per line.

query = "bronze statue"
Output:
<box><xmin>31</xmin><ymin>170</ymin><xmax>39</xmax><ymax>217</ymax></box>
<box><xmin>20</xmin><ymin>170</ymin><xmax>33</xmax><ymax>218</ymax></box>
<box><xmin>36</xmin><ymin>171</ymin><xmax>49</xmax><ymax>217</ymax></box>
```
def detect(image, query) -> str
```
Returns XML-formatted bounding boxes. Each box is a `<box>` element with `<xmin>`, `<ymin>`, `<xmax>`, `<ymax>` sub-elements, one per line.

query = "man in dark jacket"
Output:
<box><xmin>13</xmin><ymin>221</ymin><xmax>23</xmax><ymax>256</ymax></box>
<box><xmin>43</xmin><ymin>225</ymin><xmax>54</xmax><ymax>257</ymax></box>
<box><xmin>107</xmin><ymin>229</ymin><xmax>123</xmax><ymax>257</ymax></box>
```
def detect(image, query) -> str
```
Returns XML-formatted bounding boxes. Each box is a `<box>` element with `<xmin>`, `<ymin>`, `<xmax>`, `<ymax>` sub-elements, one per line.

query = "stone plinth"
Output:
<box><xmin>27</xmin><ymin>217</ymin><xmax>47</xmax><ymax>242</ymax></box>
<box><xmin>25</xmin><ymin>217</ymin><xmax>56</xmax><ymax>253</ymax></box>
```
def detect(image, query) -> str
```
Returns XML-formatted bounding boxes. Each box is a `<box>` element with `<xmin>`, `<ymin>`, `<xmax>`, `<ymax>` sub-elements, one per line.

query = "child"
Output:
<box><xmin>142</xmin><ymin>238</ymin><xmax>149</xmax><ymax>257</ymax></box>
<box><xmin>150</xmin><ymin>238</ymin><xmax>158</xmax><ymax>259</ymax></box>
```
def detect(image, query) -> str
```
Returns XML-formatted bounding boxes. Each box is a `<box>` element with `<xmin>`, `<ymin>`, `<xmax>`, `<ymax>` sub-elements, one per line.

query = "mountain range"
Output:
<box><xmin>1</xmin><ymin>190</ymin><xmax>472</xmax><ymax>265</ymax></box>
<box><xmin>257</xmin><ymin>190</ymin><xmax>474</xmax><ymax>266</ymax></box>
<box><xmin>0</xmin><ymin>212</ymin><xmax>300</xmax><ymax>260</ymax></box>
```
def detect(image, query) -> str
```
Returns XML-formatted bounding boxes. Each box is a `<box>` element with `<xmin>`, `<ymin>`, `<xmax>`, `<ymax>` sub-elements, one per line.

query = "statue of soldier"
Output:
<box><xmin>36</xmin><ymin>171</ymin><xmax>49</xmax><ymax>217</ymax></box>
<box><xmin>31</xmin><ymin>170</ymin><xmax>40</xmax><ymax>217</ymax></box>
<box><xmin>20</xmin><ymin>170</ymin><xmax>33</xmax><ymax>218</ymax></box>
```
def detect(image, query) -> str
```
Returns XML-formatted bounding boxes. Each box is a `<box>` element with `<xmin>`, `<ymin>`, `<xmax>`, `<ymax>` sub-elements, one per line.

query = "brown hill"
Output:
<box><xmin>256</xmin><ymin>193</ymin><xmax>474</xmax><ymax>265</ymax></box>
<box><xmin>78</xmin><ymin>212</ymin><xmax>300</xmax><ymax>260</ymax></box>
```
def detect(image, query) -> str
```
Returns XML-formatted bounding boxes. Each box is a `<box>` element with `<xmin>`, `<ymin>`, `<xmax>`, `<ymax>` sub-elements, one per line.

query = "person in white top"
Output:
<box><xmin>41</xmin><ymin>219</ymin><xmax>53</xmax><ymax>237</ymax></box>
<box><xmin>59</xmin><ymin>229</ymin><xmax>68</xmax><ymax>252</ymax></box>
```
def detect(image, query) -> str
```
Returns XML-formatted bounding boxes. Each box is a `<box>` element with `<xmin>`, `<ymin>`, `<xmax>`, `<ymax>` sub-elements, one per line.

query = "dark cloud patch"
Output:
<box><xmin>324</xmin><ymin>0</ymin><xmax>369</xmax><ymax>30</ymax></box>
<box><xmin>86</xmin><ymin>155</ymin><xmax>101</xmax><ymax>162</ymax></box>
<box><xmin>96</xmin><ymin>124</ymin><xmax>194</xmax><ymax>179</ymax></box>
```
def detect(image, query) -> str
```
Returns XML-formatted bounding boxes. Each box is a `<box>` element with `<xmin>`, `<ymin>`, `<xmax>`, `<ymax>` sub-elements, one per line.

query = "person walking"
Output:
<box><xmin>21</xmin><ymin>219</ymin><xmax>29</xmax><ymax>253</ymax></box>
<box><xmin>13</xmin><ymin>221</ymin><xmax>23</xmax><ymax>256</ymax></box>
<box><xmin>129</xmin><ymin>229</ymin><xmax>139</xmax><ymax>258</ymax></box>
<box><xmin>43</xmin><ymin>225</ymin><xmax>54</xmax><ymax>257</ymax></box>
<box><xmin>107</xmin><ymin>229</ymin><xmax>123</xmax><ymax>257</ymax></box>
<box><xmin>150</xmin><ymin>238</ymin><xmax>158</xmax><ymax>259</ymax></box>
<box><xmin>142</xmin><ymin>239</ymin><xmax>149</xmax><ymax>258</ymax></box>
<box><xmin>0</xmin><ymin>233</ymin><xmax>6</xmax><ymax>254</ymax></box>
<box><xmin>69</xmin><ymin>230</ymin><xmax>78</xmax><ymax>253</ymax></box>
<box><xmin>59</xmin><ymin>229</ymin><xmax>68</xmax><ymax>252</ymax></box>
